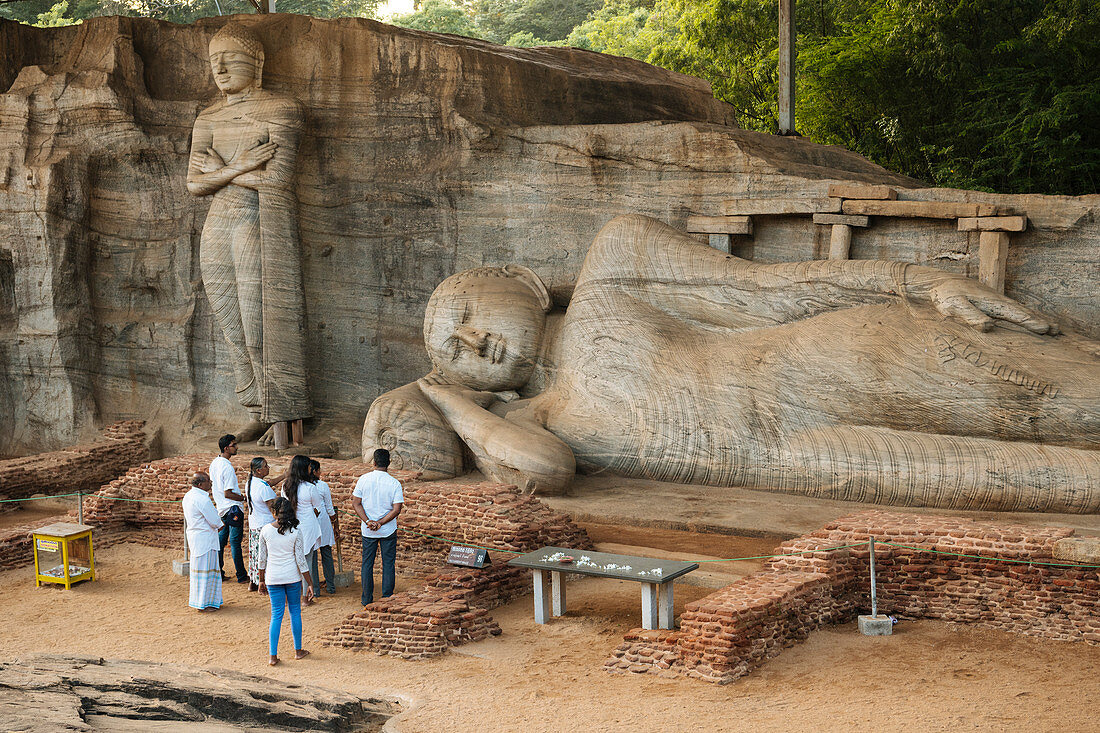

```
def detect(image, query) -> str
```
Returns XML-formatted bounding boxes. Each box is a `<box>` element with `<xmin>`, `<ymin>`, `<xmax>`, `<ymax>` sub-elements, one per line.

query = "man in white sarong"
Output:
<box><xmin>183</xmin><ymin>472</ymin><xmax>224</xmax><ymax>611</ymax></box>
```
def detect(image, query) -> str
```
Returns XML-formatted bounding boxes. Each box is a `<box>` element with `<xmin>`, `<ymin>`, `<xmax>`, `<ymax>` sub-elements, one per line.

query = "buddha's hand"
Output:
<box><xmin>417</xmin><ymin>379</ymin><xmax>499</xmax><ymax>409</ymax></box>
<box><xmin>199</xmin><ymin>147</ymin><xmax>225</xmax><ymax>174</ymax></box>
<box><xmin>229</xmin><ymin>141</ymin><xmax>278</xmax><ymax>174</ymax></box>
<box><xmin>909</xmin><ymin>271</ymin><xmax>1059</xmax><ymax>334</ymax></box>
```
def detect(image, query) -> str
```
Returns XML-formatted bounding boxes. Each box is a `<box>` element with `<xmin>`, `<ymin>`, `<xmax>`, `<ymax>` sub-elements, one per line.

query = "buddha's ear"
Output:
<box><xmin>503</xmin><ymin>265</ymin><xmax>551</xmax><ymax>313</ymax></box>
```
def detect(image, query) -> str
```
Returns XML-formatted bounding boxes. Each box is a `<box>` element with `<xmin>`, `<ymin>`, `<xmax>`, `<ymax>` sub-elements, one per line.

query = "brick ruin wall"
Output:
<box><xmin>0</xmin><ymin>421</ymin><xmax>151</xmax><ymax>513</ymax></box>
<box><xmin>10</xmin><ymin>454</ymin><xmax>591</xmax><ymax>658</ymax></box>
<box><xmin>607</xmin><ymin>511</ymin><xmax>1100</xmax><ymax>684</ymax></box>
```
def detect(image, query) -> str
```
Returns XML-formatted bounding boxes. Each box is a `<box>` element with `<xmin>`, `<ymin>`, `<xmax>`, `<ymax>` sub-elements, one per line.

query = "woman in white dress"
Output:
<box><xmin>244</xmin><ymin>456</ymin><xmax>285</xmax><ymax>592</ymax></box>
<box><xmin>308</xmin><ymin>459</ymin><xmax>339</xmax><ymax>596</ymax></box>
<box><xmin>281</xmin><ymin>454</ymin><xmax>322</xmax><ymax>604</ymax></box>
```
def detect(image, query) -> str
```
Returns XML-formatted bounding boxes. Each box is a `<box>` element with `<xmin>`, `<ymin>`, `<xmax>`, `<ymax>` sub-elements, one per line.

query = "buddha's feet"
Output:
<box><xmin>235</xmin><ymin>418</ymin><xmax>269</xmax><ymax>443</ymax></box>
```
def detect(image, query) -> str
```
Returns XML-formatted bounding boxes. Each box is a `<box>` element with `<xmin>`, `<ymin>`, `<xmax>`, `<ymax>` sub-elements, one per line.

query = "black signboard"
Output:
<box><xmin>447</xmin><ymin>545</ymin><xmax>490</xmax><ymax>568</ymax></box>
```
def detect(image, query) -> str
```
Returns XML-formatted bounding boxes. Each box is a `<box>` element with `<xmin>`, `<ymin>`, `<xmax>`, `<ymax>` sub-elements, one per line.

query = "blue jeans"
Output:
<box><xmin>218</xmin><ymin>510</ymin><xmax>246</xmax><ymax>583</ymax></box>
<box><xmin>311</xmin><ymin>545</ymin><xmax>335</xmax><ymax>595</ymax></box>
<box><xmin>267</xmin><ymin>581</ymin><xmax>303</xmax><ymax>656</ymax></box>
<box><xmin>361</xmin><ymin>532</ymin><xmax>396</xmax><ymax>605</ymax></box>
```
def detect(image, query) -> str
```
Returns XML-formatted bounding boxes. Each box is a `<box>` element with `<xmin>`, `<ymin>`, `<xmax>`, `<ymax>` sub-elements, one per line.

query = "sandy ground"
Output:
<box><xmin>3</xmin><ymin>534</ymin><xmax>1099</xmax><ymax>732</ymax></box>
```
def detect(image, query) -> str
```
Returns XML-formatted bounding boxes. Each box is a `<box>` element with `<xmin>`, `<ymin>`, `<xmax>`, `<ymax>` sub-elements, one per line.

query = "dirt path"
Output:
<box><xmin>2</xmin><ymin>541</ymin><xmax>1098</xmax><ymax>732</ymax></box>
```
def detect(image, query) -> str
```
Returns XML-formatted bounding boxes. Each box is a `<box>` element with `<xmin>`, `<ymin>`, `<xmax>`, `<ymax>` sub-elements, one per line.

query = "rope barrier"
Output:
<box><xmin>693</xmin><ymin>541</ymin><xmax>872</xmax><ymax>563</ymax></box>
<box><xmin>0</xmin><ymin>492</ymin><xmax>84</xmax><ymax>503</ymax></box>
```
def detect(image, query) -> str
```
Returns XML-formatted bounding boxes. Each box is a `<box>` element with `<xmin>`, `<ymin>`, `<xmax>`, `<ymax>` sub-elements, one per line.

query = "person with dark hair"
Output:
<box><xmin>309</xmin><ymin>459</ymin><xmax>338</xmax><ymax>596</ymax></box>
<box><xmin>209</xmin><ymin>434</ymin><xmax>247</xmax><ymax>583</ymax></box>
<box><xmin>352</xmin><ymin>448</ymin><xmax>403</xmax><ymax>606</ymax></box>
<box><xmin>245</xmin><ymin>457</ymin><xmax>286</xmax><ymax>592</ymax></box>
<box><xmin>280</xmin><ymin>454</ymin><xmax>322</xmax><ymax>604</ymax></box>
<box><xmin>257</xmin><ymin>496</ymin><xmax>314</xmax><ymax>665</ymax></box>
<box><xmin>182</xmin><ymin>472</ymin><xmax>223</xmax><ymax>611</ymax></box>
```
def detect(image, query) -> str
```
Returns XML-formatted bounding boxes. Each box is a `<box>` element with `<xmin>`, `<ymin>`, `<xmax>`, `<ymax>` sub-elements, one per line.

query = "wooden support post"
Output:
<box><xmin>551</xmin><ymin>570</ymin><xmax>567</xmax><ymax>617</ymax></box>
<box><xmin>641</xmin><ymin>582</ymin><xmax>659</xmax><ymax>630</ymax></box>
<box><xmin>978</xmin><ymin>231</ymin><xmax>1010</xmax><ymax>293</ymax></box>
<box><xmin>291</xmin><ymin>419</ymin><xmax>304</xmax><ymax>446</ymax></box>
<box><xmin>828</xmin><ymin>224</ymin><xmax>852</xmax><ymax>260</ymax></box>
<box><xmin>658</xmin><ymin>582</ymin><xmax>675</xmax><ymax>629</ymax></box>
<box><xmin>533</xmin><ymin>569</ymin><xmax>552</xmax><ymax>624</ymax></box>
<box><xmin>273</xmin><ymin>421</ymin><xmax>289</xmax><ymax>450</ymax></box>
<box><xmin>778</xmin><ymin>0</ymin><xmax>796</xmax><ymax>134</ymax></box>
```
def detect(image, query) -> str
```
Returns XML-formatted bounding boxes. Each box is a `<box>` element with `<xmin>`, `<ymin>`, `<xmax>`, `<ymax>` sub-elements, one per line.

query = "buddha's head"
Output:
<box><xmin>208</xmin><ymin>23</ymin><xmax>264</xmax><ymax>95</ymax></box>
<box><xmin>424</xmin><ymin>265</ymin><xmax>552</xmax><ymax>392</ymax></box>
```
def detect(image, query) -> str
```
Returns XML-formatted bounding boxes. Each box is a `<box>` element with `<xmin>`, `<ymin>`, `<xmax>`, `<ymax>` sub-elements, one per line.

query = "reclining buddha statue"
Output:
<box><xmin>364</xmin><ymin>214</ymin><xmax>1100</xmax><ymax>512</ymax></box>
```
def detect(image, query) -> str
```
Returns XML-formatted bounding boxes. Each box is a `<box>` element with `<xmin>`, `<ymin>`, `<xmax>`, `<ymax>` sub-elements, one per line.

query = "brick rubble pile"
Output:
<box><xmin>0</xmin><ymin>422</ymin><xmax>150</xmax><ymax>512</ymax></box>
<box><xmin>607</xmin><ymin>510</ymin><xmax>1100</xmax><ymax>684</ymax></box>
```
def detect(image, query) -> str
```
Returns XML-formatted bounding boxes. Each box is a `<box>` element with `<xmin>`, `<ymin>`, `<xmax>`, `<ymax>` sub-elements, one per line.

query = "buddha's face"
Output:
<box><xmin>425</xmin><ymin>274</ymin><xmax>547</xmax><ymax>392</ymax></box>
<box><xmin>209</xmin><ymin>36</ymin><xmax>260</xmax><ymax>94</ymax></box>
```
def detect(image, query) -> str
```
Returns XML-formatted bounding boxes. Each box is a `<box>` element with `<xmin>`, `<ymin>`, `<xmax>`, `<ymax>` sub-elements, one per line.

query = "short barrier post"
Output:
<box><xmin>77</xmin><ymin>492</ymin><xmax>84</xmax><ymax>525</ymax></box>
<box><xmin>858</xmin><ymin>535</ymin><xmax>892</xmax><ymax>636</ymax></box>
<box><xmin>869</xmin><ymin>535</ymin><xmax>877</xmax><ymax>617</ymax></box>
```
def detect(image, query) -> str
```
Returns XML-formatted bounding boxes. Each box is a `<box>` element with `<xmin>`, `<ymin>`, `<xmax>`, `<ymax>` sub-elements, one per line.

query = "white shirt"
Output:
<box><xmin>282</xmin><ymin>481</ymin><xmax>322</xmax><ymax>554</ymax></box>
<box><xmin>352</xmin><ymin>470</ymin><xmax>403</xmax><ymax>538</ymax></box>
<box><xmin>257</xmin><ymin>523</ymin><xmax>309</xmax><ymax>586</ymax></box>
<box><xmin>209</xmin><ymin>455</ymin><xmax>242</xmax><ymax>515</ymax></box>
<box><xmin>315</xmin><ymin>480</ymin><xmax>337</xmax><ymax>548</ymax></box>
<box><xmin>245</xmin><ymin>476</ymin><xmax>277</xmax><ymax>529</ymax></box>
<box><xmin>182</xmin><ymin>487</ymin><xmax>222</xmax><ymax>558</ymax></box>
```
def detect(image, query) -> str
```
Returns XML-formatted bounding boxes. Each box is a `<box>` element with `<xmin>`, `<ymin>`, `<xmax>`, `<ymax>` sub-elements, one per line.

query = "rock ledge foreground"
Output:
<box><xmin>0</xmin><ymin>654</ymin><xmax>398</xmax><ymax>731</ymax></box>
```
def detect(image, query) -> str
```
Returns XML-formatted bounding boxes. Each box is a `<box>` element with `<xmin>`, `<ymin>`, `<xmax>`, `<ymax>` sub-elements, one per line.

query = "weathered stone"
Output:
<box><xmin>1052</xmin><ymin>537</ymin><xmax>1100</xmax><ymax>564</ymax></box>
<box><xmin>842</xmin><ymin>199</ymin><xmax>1003</xmax><ymax>218</ymax></box>
<box><xmin>958</xmin><ymin>216</ymin><xmax>1028</xmax><ymax>232</ymax></box>
<box><xmin>686</xmin><ymin>215</ymin><xmax>753</xmax><ymax>235</ymax></box>
<box><xmin>827</xmin><ymin>183</ymin><xmax>898</xmax><ymax>200</ymax></box>
<box><xmin>812</xmin><ymin>213</ymin><xmax>870</xmax><ymax>227</ymax></box>
<box><xmin>0</xmin><ymin>655</ymin><xmax>399</xmax><ymax>731</ymax></box>
<box><xmin>721</xmin><ymin>198</ymin><xmax>842</xmax><ymax>215</ymax></box>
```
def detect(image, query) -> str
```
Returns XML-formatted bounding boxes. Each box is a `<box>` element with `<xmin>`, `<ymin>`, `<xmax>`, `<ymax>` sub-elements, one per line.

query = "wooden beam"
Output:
<box><xmin>722</xmin><ymin>198</ymin><xmax>841</xmax><ymax>216</ymax></box>
<box><xmin>978</xmin><ymin>231</ymin><xmax>1010</xmax><ymax>293</ymax></box>
<box><xmin>826</xmin><ymin>184</ymin><xmax>897</xmax><ymax>200</ymax></box>
<box><xmin>291</xmin><ymin>419</ymin><xmax>304</xmax><ymax>446</ymax></box>
<box><xmin>958</xmin><ymin>216</ymin><xmax>1027</xmax><ymax>232</ymax></box>
<box><xmin>813</xmin><ymin>213</ymin><xmax>870</xmax><ymax>227</ymax></box>
<box><xmin>686</xmin><ymin>215</ymin><xmax>753</xmax><ymax>235</ymax></box>
<box><xmin>842</xmin><ymin>200</ymin><xmax>1002</xmax><ymax>219</ymax></box>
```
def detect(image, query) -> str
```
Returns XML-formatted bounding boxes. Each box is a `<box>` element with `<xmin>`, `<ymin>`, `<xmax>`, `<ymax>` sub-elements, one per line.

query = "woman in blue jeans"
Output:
<box><xmin>257</xmin><ymin>497</ymin><xmax>315</xmax><ymax>665</ymax></box>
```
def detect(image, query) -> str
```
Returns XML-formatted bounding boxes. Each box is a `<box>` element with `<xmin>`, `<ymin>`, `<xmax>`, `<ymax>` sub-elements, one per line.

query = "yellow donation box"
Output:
<box><xmin>33</xmin><ymin>522</ymin><xmax>95</xmax><ymax>589</ymax></box>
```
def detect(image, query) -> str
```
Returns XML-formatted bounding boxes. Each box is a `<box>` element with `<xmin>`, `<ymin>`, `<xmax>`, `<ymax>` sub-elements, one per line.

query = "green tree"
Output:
<box><xmin>390</xmin><ymin>0</ymin><xmax>479</xmax><ymax>35</ymax></box>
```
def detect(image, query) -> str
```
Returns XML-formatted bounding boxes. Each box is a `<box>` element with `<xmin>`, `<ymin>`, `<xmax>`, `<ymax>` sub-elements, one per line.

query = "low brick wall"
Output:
<box><xmin>607</xmin><ymin>511</ymin><xmax>1100</xmax><ymax>683</ymax></box>
<box><xmin>0</xmin><ymin>422</ymin><xmax>151</xmax><ymax>512</ymax></box>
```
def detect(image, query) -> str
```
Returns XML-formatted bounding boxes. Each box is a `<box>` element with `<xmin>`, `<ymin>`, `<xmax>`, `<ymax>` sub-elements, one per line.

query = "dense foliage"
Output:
<box><xmin>5</xmin><ymin>0</ymin><xmax>1096</xmax><ymax>194</ymax></box>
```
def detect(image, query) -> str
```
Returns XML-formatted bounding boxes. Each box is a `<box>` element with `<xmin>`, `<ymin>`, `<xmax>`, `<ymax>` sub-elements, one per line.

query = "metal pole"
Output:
<box><xmin>778</xmin><ymin>0</ymin><xmax>796</xmax><ymax>134</ymax></box>
<box><xmin>77</xmin><ymin>492</ymin><xmax>83</xmax><ymax>525</ymax></box>
<box><xmin>869</xmin><ymin>535</ymin><xmax>877</xmax><ymax>617</ymax></box>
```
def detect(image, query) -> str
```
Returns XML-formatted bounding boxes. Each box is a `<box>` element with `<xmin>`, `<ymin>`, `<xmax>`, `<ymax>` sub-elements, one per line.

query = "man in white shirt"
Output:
<box><xmin>351</xmin><ymin>448</ymin><xmax>403</xmax><ymax>606</ymax></box>
<box><xmin>209</xmin><ymin>434</ymin><xmax>247</xmax><ymax>583</ymax></box>
<box><xmin>182</xmin><ymin>472</ymin><xmax>223</xmax><ymax>611</ymax></box>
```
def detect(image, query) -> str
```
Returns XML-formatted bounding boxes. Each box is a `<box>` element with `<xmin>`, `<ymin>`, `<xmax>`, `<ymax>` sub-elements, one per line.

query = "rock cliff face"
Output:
<box><xmin>0</xmin><ymin>14</ymin><xmax>1096</xmax><ymax>456</ymax></box>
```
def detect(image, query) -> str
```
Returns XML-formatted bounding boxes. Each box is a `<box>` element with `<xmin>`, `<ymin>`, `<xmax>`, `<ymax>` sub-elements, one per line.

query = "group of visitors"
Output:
<box><xmin>182</xmin><ymin>435</ymin><xmax>404</xmax><ymax>665</ymax></box>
